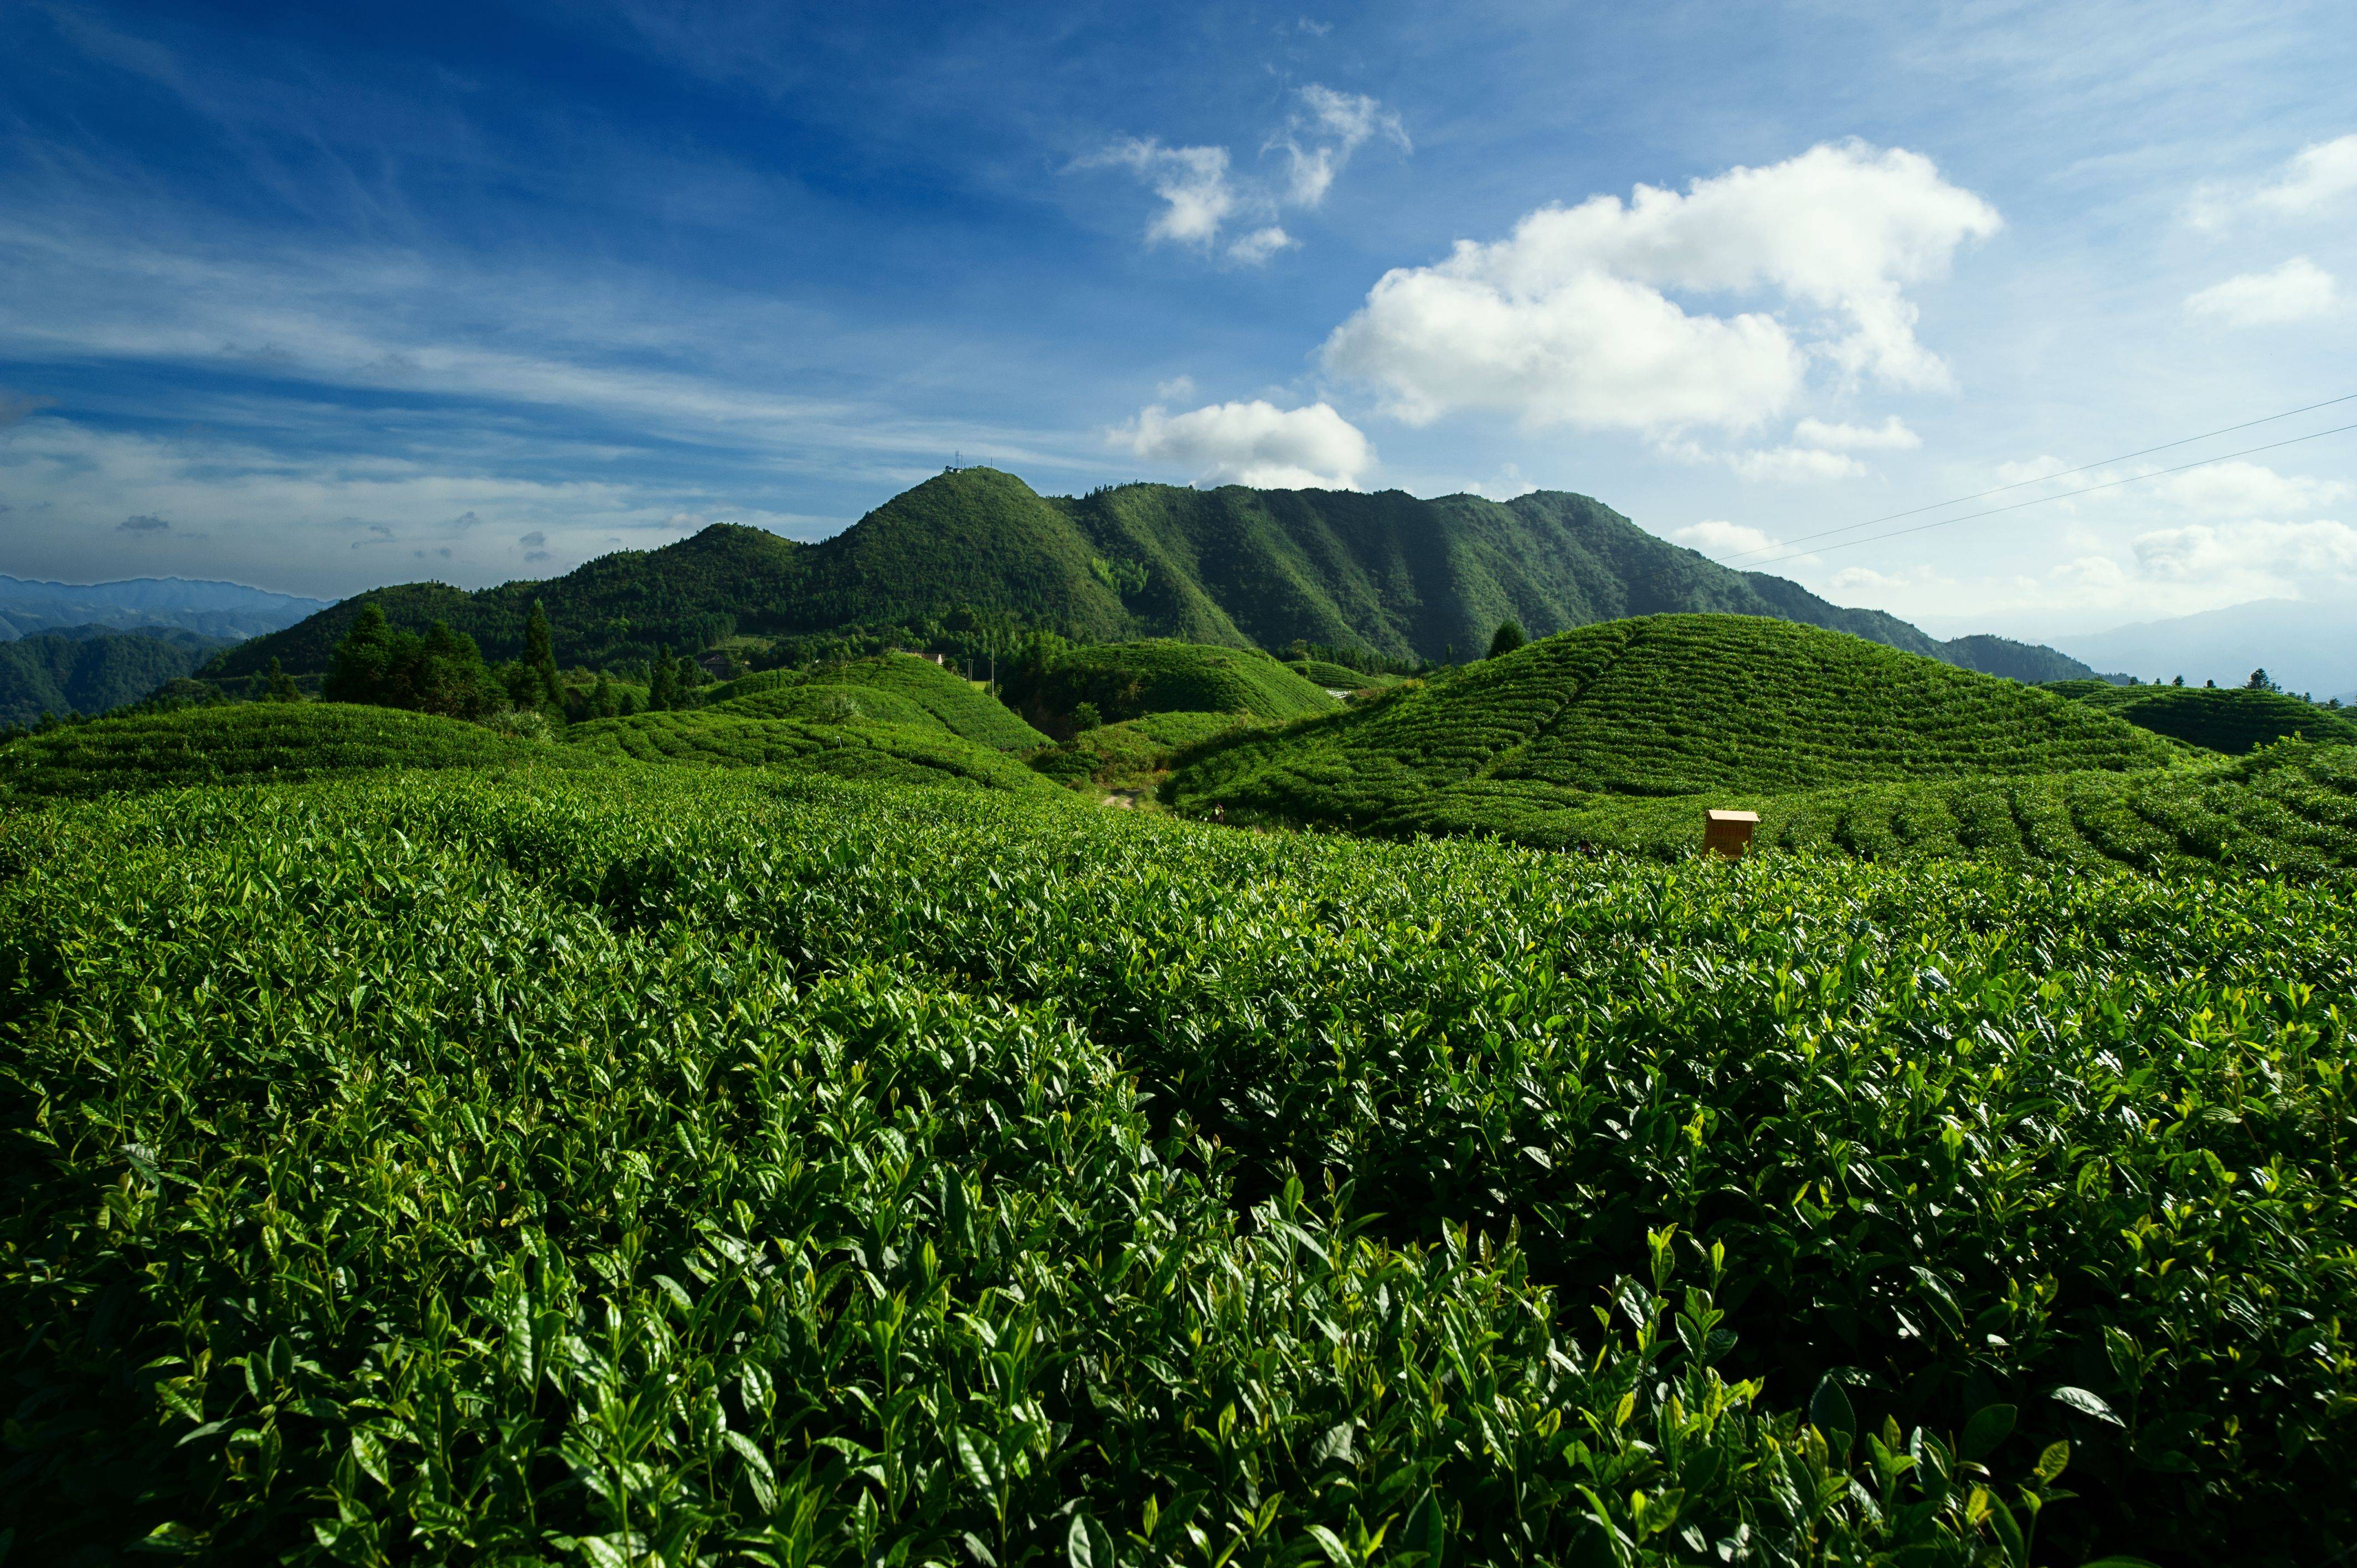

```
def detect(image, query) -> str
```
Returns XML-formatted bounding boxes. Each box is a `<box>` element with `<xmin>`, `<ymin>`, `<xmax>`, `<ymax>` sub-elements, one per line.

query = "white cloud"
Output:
<box><xmin>2155</xmin><ymin>460</ymin><xmax>2350</xmax><ymax>518</ymax></box>
<box><xmin>2185</xmin><ymin>257</ymin><xmax>2338</xmax><ymax>326</ymax></box>
<box><xmin>1082</xmin><ymin>85</ymin><xmax>1407</xmax><ymax>265</ymax></box>
<box><xmin>1081</xmin><ymin>140</ymin><xmax>1238</xmax><ymax>247</ymax></box>
<box><xmin>2256</xmin><ymin>134</ymin><xmax>2357</xmax><ymax>216</ymax></box>
<box><xmin>2133</xmin><ymin>518</ymin><xmax>2357</xmax><ymax>584</ymax></box>
<box><xmin>1112</xmin><ymin>399</ymin><xmax>1372</xmax><ymax>489</ymax></box>
<box><xmin>1793</xmin><ymin>414</ymin><xmax>1920</xmax><ymax>450</ymax></box>
<box><xmin>1830</xmin><ymin>562</ymin><xmax>1951</xmax><ymax>599</ymax></box>
<box><xmin>1226</xmin><ymin>225</ymin><xmax>1296</xmax><ymax>265</ymax></box>
<box><xmin>1154</xmin><ymin>374</ymin><xmax>1196</xmax><ymax>401</ymax></box>
<box><xmin>1727</xmin><ymin>446</ymin><xmax>1870</xmax><ymax>483</ymax></box>
<box><xmin>2188</xmin><ymin>135</ymin><xmax>2357</xmax><ymax>229</ymax></box>
<box><xmin>1322</xmin><ymin>141</ymin><xmax>2000</xmax><ymax>435</ymax></box>
<box><xmin>1273</xmin><ymin>85</ymin><xmax>1410</xmax><ymax>206</ymax></box>
<box><xmin>1674</xmin><ymin>519</ymin><xmax>1780</xmax><ymax>555</ymax></box>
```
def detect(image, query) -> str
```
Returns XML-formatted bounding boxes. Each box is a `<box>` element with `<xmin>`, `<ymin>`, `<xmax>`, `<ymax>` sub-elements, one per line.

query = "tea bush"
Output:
<box><xmin>558</xmin><ymin>710</ymin><xmax>1066</xmax><ymax>797</ymax></box>
<box><xmin>1</xmin><ymin>770</ymin><xmax>2349</xmax><ymax>1565</ymax></box>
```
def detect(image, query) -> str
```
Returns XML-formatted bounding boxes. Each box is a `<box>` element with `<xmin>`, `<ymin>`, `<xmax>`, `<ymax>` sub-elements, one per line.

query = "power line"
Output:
<box><xmin>1717</xmin><ymin>390</ymin><xmax>2357</xmax><ymax>562</ymax></box>
<box><xmin>1740</xmin><ymin>419</ymin><xmax>2357</xmax><ymax>569</ymax></box>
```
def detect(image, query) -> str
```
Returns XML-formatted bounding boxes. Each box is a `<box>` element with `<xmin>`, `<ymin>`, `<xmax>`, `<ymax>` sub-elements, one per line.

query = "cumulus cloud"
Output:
<box><xmin>117</xmin><ymin>513</ymin><xmax>170</xmax><ymax>533</ymax></box>
<box><xmin>1793</xmin><ymin>415</ymin><xmax>1920</xmax><ymax>451</ymax></box>
<box><xmin>2185</xmin><ymin>257</ymin><xmax>2338</xmax><ymax>326</ymax></box>
<box><xmin>450</xmin><ymin>509</ymin><xmax>483</xmax><ymax>530</ymax></box>
<box><xmin>1081</xmin><ymin>85</ymin><xmax>1407</xmax><ymax>264</ymax></box>
<box><xmin>1322</xmin><ymin>141</ymin><xmax>2000</xmax><ymax>435</ymax></box>
<box><xmin>1113</xmin><ymin>399</ymin><xmax>1372</xmax><ymax>489</ymax></box>
<box><xmin>1673</xmin><ymin>519</ymin><xmax>1781</xmax><ymax>556</ymax></box>
<box><xmin>518</xmin><ymin>530</ymin><xmax>547</xmax><ymax>549</ymax></box>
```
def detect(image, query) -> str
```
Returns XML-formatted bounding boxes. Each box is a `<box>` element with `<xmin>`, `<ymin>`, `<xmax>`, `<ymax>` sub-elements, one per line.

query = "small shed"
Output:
<box><xmin>1704</xmin><ymin>808</ymin><xmax>1759</xmax><ymax>859</ymax></box>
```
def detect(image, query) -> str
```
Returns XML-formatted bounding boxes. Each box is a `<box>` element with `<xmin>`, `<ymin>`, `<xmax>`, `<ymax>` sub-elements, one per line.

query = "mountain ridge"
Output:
<box><xmin>0</xmin><ymin>573</ymin><xmax>331</xmax><ymax>642</ymax></box>
<box><xmin>203</xmin><ymin>468</ymin><xmax>2098</xmax><ymax>681</ymax></box>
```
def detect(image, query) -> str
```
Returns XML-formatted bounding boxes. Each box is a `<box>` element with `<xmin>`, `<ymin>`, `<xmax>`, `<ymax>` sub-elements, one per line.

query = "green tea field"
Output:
<box><xmin>1</xmin><ymin>766</ymin><xmax>2351</xmax><ymax>1566</ymax></box>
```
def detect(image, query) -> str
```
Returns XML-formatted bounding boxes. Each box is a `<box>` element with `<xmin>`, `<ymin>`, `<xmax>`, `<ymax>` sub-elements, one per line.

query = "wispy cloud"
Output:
<box><xmin>1078</xmin><ymin>84</ymin><xmax>1408</xmax><ymax>265</ymax></box>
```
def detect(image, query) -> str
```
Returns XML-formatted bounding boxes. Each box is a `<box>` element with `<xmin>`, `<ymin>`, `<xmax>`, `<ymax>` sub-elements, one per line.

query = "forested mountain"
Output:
<box><xmin>207</xmin><ymin>468</ymin><xmax>2096</xmax><ymax>679</ymax></box>
<box><xmin>0</xmin><ymin>625</ymin><xmax>233</xmax><ymax>726</ymax></box>
<box><xmin>0</xmin><ymin>574</ymin><xmax>327</xmax><ymax>641</ymax></box>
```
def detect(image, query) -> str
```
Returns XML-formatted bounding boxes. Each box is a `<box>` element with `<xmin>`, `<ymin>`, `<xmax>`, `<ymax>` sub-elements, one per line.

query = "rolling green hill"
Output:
<box><xmin>707</xmin><ymin>652</ymin><xmax>1049</xmax><ymax>750</ymax></box>
<box><xmin>1004</xmin><ymin>639</ymin><xmax>1339</xmax><ymax>731</ymax></box>
<box><xmin>0</xmin><ymin>625</ymin><xmax>234</xmax><ymax>726</ymax></box>
<box><xmin>1171</xmin><ymin>615</ymin><xmax>2183</xmax><ymax>835</ymax></box>
<box><xmin>205</xmin><ymin>468</ymin><xmax>2097</xmax><ymax>681</ymax></box>
<box><xmin>2045</xmin><ymin>680</ymin><xmax>2357</xmax><ymax>754</ymax></box>
<box><xmin>0</xmin><ymin>703</ymin><xmax>547</xmax><ymax>797</ymax></box>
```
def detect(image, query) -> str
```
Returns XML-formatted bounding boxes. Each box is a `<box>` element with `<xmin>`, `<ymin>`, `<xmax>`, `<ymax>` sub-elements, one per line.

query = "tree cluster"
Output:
<box><xmin>325</xmin><ymin>604</ymin><xmax>508</xmax><ymax>720</ymax></box>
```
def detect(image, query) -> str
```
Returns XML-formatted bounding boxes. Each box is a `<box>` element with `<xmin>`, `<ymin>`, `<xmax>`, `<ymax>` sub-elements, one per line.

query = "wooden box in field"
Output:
<box><xmin>1704</xmin><ymin>809</ymin><xmax>1759</xmax><ymax>859</ymax></box>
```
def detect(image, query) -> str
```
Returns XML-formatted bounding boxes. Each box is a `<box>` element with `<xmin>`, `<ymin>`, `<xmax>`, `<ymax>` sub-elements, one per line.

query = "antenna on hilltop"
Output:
<box><xmin>948</xmin><ymin>450</ymin><xmax>964</xmax><ymax>472</ymax></box>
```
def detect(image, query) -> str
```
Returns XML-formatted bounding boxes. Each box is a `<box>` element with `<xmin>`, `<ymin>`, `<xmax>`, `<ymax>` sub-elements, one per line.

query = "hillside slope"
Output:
<box><xmin>1172</xmin><ymin>615</ymin><xmax>2181</xmax><ymax>833</ymax></box>
<box><xmin>209</xmin><ymin>468</ymin><xmax>2094</xmax><ymax>680</ymax></box>
<box><xmin>0</xmin><ymin>626</ymin><xmax>232</xmax><ymax>726</ymax></box>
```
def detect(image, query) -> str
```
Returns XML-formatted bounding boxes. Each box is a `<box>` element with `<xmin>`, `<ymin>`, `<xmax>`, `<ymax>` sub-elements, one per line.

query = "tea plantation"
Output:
<box><xmin>2042</xmin><ymin>682</ymin><xmax>2357</xmax><ymax>756</ymax></box>
<box><xmin>1</xmin><ymin>768</ymin><xmax>2350</xmax><ymax>1567</ymax></box>
<box><xmin>4</xmin><ymin>610</ymin><xmax>2356</xmax><ymax>1567</ymax></box>
<box><xmin>0</xmin><ymin>703</ymin><xmax>550</xmax><ymax>797</ymax></box>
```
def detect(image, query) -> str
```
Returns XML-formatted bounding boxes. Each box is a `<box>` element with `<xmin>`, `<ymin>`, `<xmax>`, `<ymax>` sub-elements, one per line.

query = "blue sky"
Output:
<box><xmin>1</xmin><ymin>0</ymin><xmax>2352</xmax><ymax>639</ymax></box>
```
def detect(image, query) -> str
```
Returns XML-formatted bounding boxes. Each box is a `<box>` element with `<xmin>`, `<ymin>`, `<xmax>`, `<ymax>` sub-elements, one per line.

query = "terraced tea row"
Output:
<box><xmin>1222</xmin><ymin>740</ymin><xmax>2357</xmax><ymax>875</ymax></box>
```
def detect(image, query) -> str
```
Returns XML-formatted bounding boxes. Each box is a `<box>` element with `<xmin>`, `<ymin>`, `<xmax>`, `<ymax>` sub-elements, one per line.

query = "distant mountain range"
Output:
<box><xmin>209</xmin><ymin>469</ymin><xmax>2098</xmax><ymax>682</ymax></box>
<box><xmin>0</xmin><ymin>574</ymin><xmax>331</xmax><ymax>642</ymax></box>
<box><xmin>2050</xmin><ymin>598</ymin><xmax>2353</xmax><ymax>699</ymax></box>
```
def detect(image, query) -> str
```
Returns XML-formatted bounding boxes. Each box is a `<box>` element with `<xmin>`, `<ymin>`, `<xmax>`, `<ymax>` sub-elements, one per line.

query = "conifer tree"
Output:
<box><xmin>1486</xmin><ymin>619</ymin><xmax>1527</xmax><ymax>659</ymax></box>
<box><xmin>265</xmin><ymin>657</ymin><xmax>300</xmax><ymax>703</ymax></box>
<box><xmin>525</xmin><ymin>600</ymin><xmax>562</xmax><ymax>708</ymax></box>
<box><xmin>649</xmin><ymin>651</ymin><xmax>679</xmax><ymax>711</ymax></box>
<box><xmin>325</xmin><ymin>603</ymin><xmax>395</xmax><ymax>704</ymax></box>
